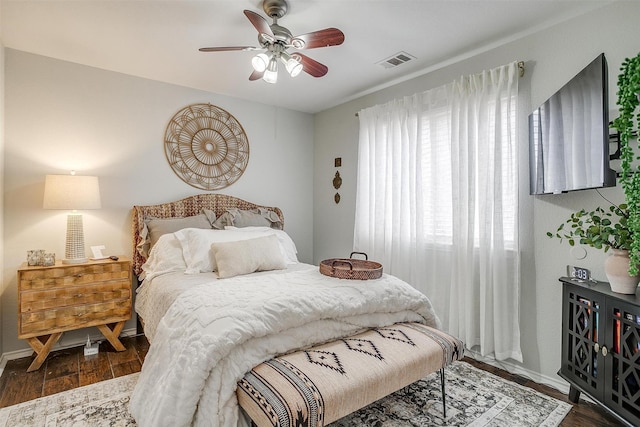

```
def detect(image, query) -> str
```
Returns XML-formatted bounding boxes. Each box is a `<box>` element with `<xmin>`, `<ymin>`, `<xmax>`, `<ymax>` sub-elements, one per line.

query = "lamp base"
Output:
<box><xmin>65</xmin><ymin>214</ymin><xmax>88</xmax><ymax>264</ymax></box>
<box><xmin>62</xmin><ymin>257</ymin><xmax>89</xmax><ymax>264</ymax></box>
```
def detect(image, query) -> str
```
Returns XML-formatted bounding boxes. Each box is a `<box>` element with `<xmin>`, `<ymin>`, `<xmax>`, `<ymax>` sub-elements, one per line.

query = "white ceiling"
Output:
<box><xmin>1</xmin><ymin>0</ymin><xmax>611</xmax><ymax>114</ymax></box>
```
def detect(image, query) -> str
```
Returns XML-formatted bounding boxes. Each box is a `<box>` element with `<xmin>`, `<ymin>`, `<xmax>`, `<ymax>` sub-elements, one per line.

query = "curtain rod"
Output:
<box><xmin>355</xmin><ymin>61</ymin><xmax>526</xmax><ymax>117</ymax></box>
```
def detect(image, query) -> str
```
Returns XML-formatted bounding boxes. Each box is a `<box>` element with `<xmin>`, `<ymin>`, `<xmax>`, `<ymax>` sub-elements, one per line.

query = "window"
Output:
<box><xmin>419</xmin><ymin>95</ymin><xmax>517</xmax><ymax>248</ymax></box>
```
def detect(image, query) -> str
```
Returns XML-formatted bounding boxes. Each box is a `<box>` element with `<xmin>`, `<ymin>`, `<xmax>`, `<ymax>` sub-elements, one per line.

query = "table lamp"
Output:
<box><xmin>43</xmin><ymin>173</ymin><xmax>101</xmax><ymax>264</ymax></box>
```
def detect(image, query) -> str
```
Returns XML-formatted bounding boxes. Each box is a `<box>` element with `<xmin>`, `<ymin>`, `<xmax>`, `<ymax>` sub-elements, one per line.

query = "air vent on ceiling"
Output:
<box><xmin>377</xmin><ymin>51</ymin><xmax>416</xmax><ymax>69</ymax></box>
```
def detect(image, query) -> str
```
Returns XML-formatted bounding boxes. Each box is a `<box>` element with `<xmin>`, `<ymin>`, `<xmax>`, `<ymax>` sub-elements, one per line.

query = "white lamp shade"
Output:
<box><xmin>286</xmin><ymin>58</ymin><xmax>303</xmax><ymax>77</ymax></box>
<box><xmin>263</xmin><ymin>58</ymin><xmax>278</xmax><ymax>84</ymax></box>
<box><xmin>43</xmin><ymin>175</ymin><xmax>101</xmax><ymax>210</ymax></box>
<box><xmin>251</xmin><ymin>53</ymin><xmax>270</xmax><ymax>72</ymax></box>
<box><xmin>263</xmin><ymin>69</ymin><xmax>278</xmax><ymax>84</ymax></box>
<box><xmin>281</xmin><ymin>52</ymin><xmax>303</xmax><ymax>78</ymax></box>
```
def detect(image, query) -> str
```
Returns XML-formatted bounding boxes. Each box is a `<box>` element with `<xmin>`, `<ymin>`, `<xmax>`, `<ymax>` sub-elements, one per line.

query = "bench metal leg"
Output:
<box><xmin>440</xmin><ymin>368</ymin><xmax>447</xmax><ymax>419</ymax></box>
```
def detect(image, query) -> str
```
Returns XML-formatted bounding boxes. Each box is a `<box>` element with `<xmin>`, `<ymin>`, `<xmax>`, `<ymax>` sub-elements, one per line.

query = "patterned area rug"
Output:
<box><xmin>0</xmin><ymin>362</ymin><xmax>571</xmax><ymax>427</ymax></box>
<box><xmin>331</xmin><ymin>362</ymin><xmax>572</xmax><ymax>427</ymax></box>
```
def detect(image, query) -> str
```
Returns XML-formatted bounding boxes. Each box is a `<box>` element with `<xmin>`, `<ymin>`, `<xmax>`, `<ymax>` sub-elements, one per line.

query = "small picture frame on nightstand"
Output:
<box><xmin>90</xmin><ymin>245</ymin><xmax>108</xmax><ymax>260</ymax></box>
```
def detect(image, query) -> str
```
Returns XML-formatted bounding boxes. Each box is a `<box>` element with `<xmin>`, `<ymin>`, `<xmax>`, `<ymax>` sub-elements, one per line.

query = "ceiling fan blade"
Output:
<box><xmin>295</xmin><ymin>53</ymin><xmax>328</xmax><ymax>78</ymax></box>
<box><xmin>292</xmin><ymin>28</ymin><xmax>344</xmax><ymax>50</ymax></box>
<box><xmin>249</xmin><ymin>70</ymin><xmax>264</xmax><ymax>81</ymax></box>
<box><xmin>244</xmin><ymin>10</ymin><xmax>275</xmax><ymax>40</ymax></box>
<box><xmin>199</xmin><ymin>46</ymin><xmax>259</xmax><ymax>52</ymax></box>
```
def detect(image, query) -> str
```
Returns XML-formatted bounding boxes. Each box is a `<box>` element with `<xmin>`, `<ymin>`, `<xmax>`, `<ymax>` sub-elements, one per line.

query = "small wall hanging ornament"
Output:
<box><xmin>164</xmin><ymin>103</ymin><xmax>250</xmax><ymax>190</ymax></box>
<box><xmin>333</xmin><ymin>171</ymin><xmax>342</xmax><ymax>190</ymax></box>
<box><xmin>333</xmin><ymin>157</ymin><xmax>342</xmax><ymax>204</ymax></box>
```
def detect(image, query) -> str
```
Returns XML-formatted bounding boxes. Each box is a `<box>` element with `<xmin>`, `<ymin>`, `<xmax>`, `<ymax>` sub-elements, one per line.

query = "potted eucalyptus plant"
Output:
<box><xmin>613</xmin><ymin>52</ymin><xmax>640</xmax><ymax>278</ymax></box>
<box><xmin>548</xmin><ymin>204</ymin><xmax>631</xmax><ymax>251</ymax></box>
<box><xmin>548</xmin><ymin>204</ymin><xmax>640</xmax><ymax>293</ymax></box>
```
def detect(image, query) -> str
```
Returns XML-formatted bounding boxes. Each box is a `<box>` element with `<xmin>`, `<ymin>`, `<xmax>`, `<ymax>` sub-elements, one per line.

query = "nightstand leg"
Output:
<box><xmin>97</xmin><ymin>321</ymin><xmax>126</xmax><ymax>351</ymax></box>
<box><xmin>26</xmin><ymin>333</ymin><xmax>63</xmax><ymax>372</ymax></box>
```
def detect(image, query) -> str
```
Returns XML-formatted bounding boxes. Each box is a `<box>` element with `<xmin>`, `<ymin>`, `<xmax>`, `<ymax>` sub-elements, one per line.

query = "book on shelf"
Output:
<box><xmin>577</xmin><ymin>296</ymin><xmax>598</xmax><ymax>341</ymax></box>
<box><xmin>622</xmin><ymin>312</ymin><xmax>640</xmax><ymax>354</ymax></box>
<box><xmin>614</xmin><ymin>308</ymin><xmax>621</xmax><ymax>354</ymax></box>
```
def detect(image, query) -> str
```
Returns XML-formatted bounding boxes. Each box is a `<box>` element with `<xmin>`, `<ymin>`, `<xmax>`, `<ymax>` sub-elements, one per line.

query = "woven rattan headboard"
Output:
<box><xmin>132</xmin><ymin>194</ymin><xmax>284</xmax><ymax>276</ymax></box>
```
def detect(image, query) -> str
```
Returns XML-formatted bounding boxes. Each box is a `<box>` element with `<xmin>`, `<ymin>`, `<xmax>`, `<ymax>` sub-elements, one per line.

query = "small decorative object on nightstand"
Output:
<box><xmin>42</xmin><ymin>252</ymin><xmax>55</xmax><ymax>266</ymax></box>
<box><xmin>26</xmin><ymin>249</ymin><xmax>45</xmax><ymax>266</ymax></box>
<box><xmin>17</xmin><ymin>256</ymin><xmax>132</xmax><ymax>372</ymax></box>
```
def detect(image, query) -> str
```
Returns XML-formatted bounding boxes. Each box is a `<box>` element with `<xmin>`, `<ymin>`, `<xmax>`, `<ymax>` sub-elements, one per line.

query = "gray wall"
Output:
<box><xmin>314</xmin><ymin>0</ymin><xmax>640</xmax><ymax>388</ymax></box>
<box><xmin>2</xmin><ymin>50</ymin><xmax>314</xmax><ymax>356</ymax></box>
<box><xmin>0</xmin><ymin>8</ymin><xmax>4</xmax><ymax>358</ymax></box>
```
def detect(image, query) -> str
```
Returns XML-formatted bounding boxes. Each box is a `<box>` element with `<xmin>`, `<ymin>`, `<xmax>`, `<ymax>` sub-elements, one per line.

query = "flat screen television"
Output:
<box><xmin>529</xmin><ymin>53</ymin><xmax>616</xmax><ymax>195</ymax></box>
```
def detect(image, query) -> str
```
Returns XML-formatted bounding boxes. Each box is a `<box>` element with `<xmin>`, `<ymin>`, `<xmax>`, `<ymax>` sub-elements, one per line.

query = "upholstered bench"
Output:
<box><xmin>237</xmin><ymin>322</ymin><xmax>464</xmax><ymax>427</ymax></box>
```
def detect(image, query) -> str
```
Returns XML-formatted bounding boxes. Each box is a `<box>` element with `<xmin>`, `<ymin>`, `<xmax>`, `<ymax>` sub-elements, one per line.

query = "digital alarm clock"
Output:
<box><xmin>567</xmin><ymin>265</ymin><xmax>592</xmax><ymax>282</ymax></box>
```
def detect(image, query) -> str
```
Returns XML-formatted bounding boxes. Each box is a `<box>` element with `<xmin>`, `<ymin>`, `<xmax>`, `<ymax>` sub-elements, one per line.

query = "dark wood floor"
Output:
<box><xmin>0</xmin><ymin>334</ymin><xmax>625</xmax><ymax>426</ymax></box>
<box><xmin>0</xmin><ymin>334</ymin><xmax>149</xmax><ymax>408</ymax></box>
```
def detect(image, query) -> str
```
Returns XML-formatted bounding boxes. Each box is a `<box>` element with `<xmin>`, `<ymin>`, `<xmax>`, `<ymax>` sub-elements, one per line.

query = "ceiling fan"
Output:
<box><xmin>199</xmin><ymin>0</ymin><xmax>345</xmax><ymax>84</ymax></box>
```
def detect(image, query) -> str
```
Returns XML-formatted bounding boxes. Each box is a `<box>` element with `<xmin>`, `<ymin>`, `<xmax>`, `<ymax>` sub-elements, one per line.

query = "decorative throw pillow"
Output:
<box><xmin>212</xmin><ymin>235</ymin><xmax>286</xmax><ymax>278</ymax></box>
<box><xmin>224</xmin><ymin>226</ymin><xmax>298</xmax><ymax>264</ymax></box>
<box><xmin>174</xmin><ymin>228</ymin><xmax>292</xmax><ymax>274</ymax></box>
<box><xmin>202</xmin><ymin>209</ymin><xmax>217</xmax><ymax>226</ymax></box>
<box><xmin>147</xmin><ymin>214</ymin><xmax>212</xmax><ymax>248</ymax></box>
<box><xmin>213</xmin><ymin>208</ymin><xmax>283</xmax><ymax>230</ymax></box>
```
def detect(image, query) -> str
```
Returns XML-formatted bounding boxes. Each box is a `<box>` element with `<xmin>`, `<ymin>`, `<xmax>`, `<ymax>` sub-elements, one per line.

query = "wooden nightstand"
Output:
<box><xmin>17</xmin><ymin>257</ymin><xmax>132</xmax><ymax>372</ymax></box>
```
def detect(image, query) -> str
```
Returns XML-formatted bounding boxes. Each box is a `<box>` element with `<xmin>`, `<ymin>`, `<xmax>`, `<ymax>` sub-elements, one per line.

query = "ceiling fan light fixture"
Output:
<box><xmin>263</xmin><ymin>57</ymin><xmax>278</xmax><ymax>84</ymax></box>
<box><xmin>200</xmin><ymin>1</ymin><xmax>344</xmax><ymax>83</ymax></box>
<box><xmin>251</xmin><ymin>53</ymin><xmax>270</xmax><ymax>72</ymax></box>
<box><xmin>280</xmin><ymin>52</ymin><xmax>302</xmax><ymax>77</ymax></box>
<box><xmin>285</xmin><ymin>57</ymin><xmax>303</xmax><ymax>77</ymax></box>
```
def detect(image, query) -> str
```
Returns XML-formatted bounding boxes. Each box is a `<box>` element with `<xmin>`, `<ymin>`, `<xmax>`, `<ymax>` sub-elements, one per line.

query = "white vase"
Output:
<box><xmin>604</xmin><ymin>249</ymin><xmax>640</xmax><ymax>294</ymax></box>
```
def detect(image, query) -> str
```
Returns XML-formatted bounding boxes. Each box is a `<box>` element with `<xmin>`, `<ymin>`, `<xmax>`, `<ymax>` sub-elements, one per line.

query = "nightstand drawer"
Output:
<box><xmin>20</xmin><ymin>280</ymin><xmax>130</xmax><ymax>312</ymax></box>
<box><xmin>19</xmin><ymin>299</ymin><xmax>131</xmax><ymax>337</ymax></box>
<box><xmin>18</xmin><ymin>263</ymin><xmax>130</xmax><ymax>291</ymax></box>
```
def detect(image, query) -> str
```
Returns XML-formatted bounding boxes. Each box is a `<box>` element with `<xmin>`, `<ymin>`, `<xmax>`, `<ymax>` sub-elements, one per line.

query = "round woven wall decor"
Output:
<box><xmin>164</xmin><ymin>103</ymin><xmax>250</xmax><ymax>190</ymax></box>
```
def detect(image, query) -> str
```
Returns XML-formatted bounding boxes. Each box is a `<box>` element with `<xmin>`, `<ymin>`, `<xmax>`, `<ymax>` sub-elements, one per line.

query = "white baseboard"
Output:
<box><xmin>0</xmin><ymin>328</ymin><xmax>138</xmax><ymax>377</ymax></box>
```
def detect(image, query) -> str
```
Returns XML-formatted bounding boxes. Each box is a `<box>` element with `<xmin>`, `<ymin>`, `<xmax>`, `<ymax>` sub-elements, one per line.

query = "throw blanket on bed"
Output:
<box><xmin>128</xmin><ymin>265</ymin><xmax>440</xmax><ymax>427</ymax></box>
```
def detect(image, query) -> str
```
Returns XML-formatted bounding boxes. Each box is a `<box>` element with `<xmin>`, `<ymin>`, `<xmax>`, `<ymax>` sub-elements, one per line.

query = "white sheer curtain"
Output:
<box><xmin>355</xmin><ymin>62</ymin><xmax>522</xmax><ymax>362</ymax></box>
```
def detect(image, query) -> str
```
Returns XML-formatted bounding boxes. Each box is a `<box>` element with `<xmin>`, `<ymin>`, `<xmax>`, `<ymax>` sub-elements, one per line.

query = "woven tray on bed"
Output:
<box><xmin>319</xmin><ymin>252</ymin><xmax>383</xmax><ymax>280</ymax></box>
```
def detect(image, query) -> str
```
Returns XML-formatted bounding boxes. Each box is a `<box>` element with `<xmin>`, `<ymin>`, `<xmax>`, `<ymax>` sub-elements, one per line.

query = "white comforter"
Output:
<box><xmin>129</xmin><ymin>264</ymin><xmax>440</xmax><ymax>427</ymax></box>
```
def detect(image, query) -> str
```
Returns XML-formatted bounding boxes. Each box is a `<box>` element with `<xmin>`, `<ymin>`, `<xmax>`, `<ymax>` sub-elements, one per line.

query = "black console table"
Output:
<box><xmin>559</xmin><ymin>277</ymin><xmax>640</xmax><ymax>426</ymax></box>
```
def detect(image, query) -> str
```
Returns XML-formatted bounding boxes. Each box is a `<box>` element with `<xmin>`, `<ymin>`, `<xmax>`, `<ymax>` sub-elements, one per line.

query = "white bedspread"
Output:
<box><xmin>129</xmin><ymin>264</ymin><xmax>440</xmax><ymax>427</ymax></box>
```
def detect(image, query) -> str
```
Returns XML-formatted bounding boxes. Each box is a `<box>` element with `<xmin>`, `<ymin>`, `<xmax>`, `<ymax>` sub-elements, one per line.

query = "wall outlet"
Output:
<box><xmin>84</xmin><ymin>337</ymin><xmax>99</xmax><ymax>356</ymax></box>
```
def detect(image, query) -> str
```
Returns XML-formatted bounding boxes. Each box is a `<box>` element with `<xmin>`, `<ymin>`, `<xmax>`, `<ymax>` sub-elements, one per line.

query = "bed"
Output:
<box><xmin>127</xmin><ymin>194</ymin><xmax>457</xmax><ymax>427</ymax></box>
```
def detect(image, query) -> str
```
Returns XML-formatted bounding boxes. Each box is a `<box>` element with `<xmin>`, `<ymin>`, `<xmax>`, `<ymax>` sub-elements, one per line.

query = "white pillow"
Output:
<box><xmin>212</xmin><ymin>235</ymin><xmax>286</xmax><ymax>278</ymax></box>
<box><xmin>174</xmin><ymin>228</ymin><xmax>297</xmax><ymax>274</ymax></box>
<box><xmin>140</xmin><ymin>233</ymin><xmax>188</xmax><ymax>281</ymax></box>
<box><xmin>224</xmin><ymin>226</ymin><xmax>298</xmax><ymax>264</ymax></box>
